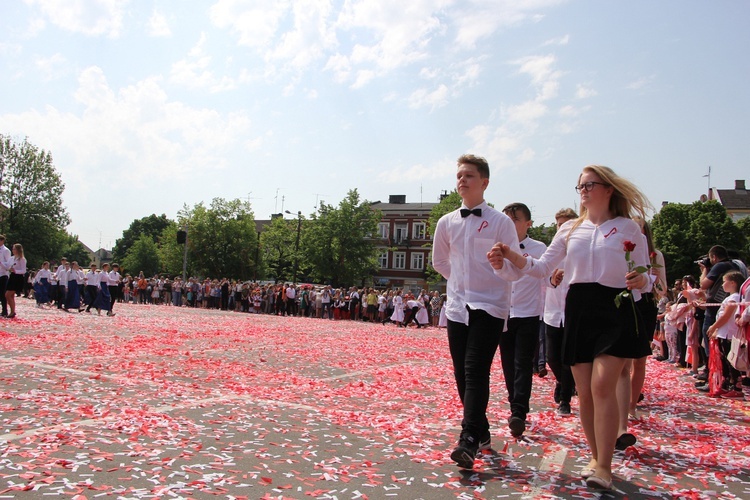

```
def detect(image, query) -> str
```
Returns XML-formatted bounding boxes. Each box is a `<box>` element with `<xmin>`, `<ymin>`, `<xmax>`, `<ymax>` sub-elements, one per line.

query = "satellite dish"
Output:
<box><xmin>699</xmin><ymin>194</ymin><xmax>708</xmax><ymax>202</ymax></box>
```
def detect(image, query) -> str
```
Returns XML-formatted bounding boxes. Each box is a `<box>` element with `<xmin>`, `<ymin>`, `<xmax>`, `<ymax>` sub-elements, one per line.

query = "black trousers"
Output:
<box><xmin>499</xmin><ymin>316</ymin><xmax>539</xmax><ymax>420</ymax></box>
<box><xmin>0</xmin><ymin>275</ymin><xmax>7</xmax><ymax>315</ymax></box>
<box><xmin>84</xmin><ymin>285</ymin><xmax>98</xmax><ymax>310</ymax></box>
<box><xmin>545</xmin><ymin>322</ymin><xmax>576</xmax><ymax>404</ymax></box>
<box><xmin>448</xmin><ymin>309</ymin><xmax>503</xmax><ymax>440</ymax></box>
<box><xmin>403</xmin><ymin>306</ymin><xmax>421</xmax><ymax>326</ymax></box>
<box><xmin>109</xmin><ymin>286</ymin><xmax>119</xmax><ymax>310</ymax></box>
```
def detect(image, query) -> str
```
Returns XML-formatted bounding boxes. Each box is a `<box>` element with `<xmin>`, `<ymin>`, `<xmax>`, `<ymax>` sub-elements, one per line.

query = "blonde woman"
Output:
<box><xmin>4</xmin><ymin>244</ymin><xmax>27</xmax><ymax>318</ymax></box>
<box><xmin>490</xmin><ymin>165</ymin><xmax>653</xmax><ymax>490</ymax></box>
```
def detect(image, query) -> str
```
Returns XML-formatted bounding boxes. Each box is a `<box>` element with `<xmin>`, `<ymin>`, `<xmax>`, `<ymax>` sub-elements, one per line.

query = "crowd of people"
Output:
<box><xmin>22</xmin><ymin>261</ymin><xmax>451</xmax><ymax>328</ymax></box>
<box><xmin>8</xmin><ymin>155</ymin><xmax>750</xmax><ymax>492</ymax></box>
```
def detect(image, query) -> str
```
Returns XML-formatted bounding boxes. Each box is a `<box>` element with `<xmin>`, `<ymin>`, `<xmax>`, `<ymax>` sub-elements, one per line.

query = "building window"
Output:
<box><xmin>412</xmin><ymin>222</ymin><xmax>426</xmax><ymax>240</ymax></box>
<box><xmin>378</xmin><ymin>251</ymin><xmax>388</xmax><ymax>269</ymax></box>
<box><xmin>393</xmin><ymin>252</ymin><xmax>406</xmax><ymax>269</ymax></box>
<box><xmin>394</xmin><ymin>224</ymin><xmax>408</xmax><ymax>243</ymax></box>
<box><xmin>377</xmin><ymin>223</ymin><xmax>389</xmax><ymax>239</ymax></box>
<box><xmin>411</xmin><ymin>252</ymin><xmax>424</xmax><ymax>270</ymax></box>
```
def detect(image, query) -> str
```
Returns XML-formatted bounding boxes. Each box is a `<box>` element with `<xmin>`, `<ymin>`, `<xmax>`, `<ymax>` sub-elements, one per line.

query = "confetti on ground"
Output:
<box><xmin>0</xmin><ymin>300</ymin><xmax>748</xmax><ymax>499</ymax></box>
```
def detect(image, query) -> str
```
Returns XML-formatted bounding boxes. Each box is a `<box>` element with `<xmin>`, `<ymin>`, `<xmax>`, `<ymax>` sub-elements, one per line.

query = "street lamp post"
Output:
<box><xmin>285</xmin><ymin>210</ymin><xmax>302</xmax><ymax>283</ymax></box>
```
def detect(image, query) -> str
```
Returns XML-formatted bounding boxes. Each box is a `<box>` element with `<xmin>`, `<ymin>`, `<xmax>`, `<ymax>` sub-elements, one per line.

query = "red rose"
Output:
<box><xmin>623</xmin><ymin>240</ymin><xmax>636</xmax><ymax>252</ymax></box>
<box><xmin>650</xmin><ymin>251</ymin><xmax>657</xmax><ymax>260</ymax></box>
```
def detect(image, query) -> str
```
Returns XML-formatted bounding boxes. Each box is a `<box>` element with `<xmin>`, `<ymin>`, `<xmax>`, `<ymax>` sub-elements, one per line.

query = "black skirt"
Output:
<box><xmin>563</xmin><ymin>283</ymin><xmax>648</xmax><ymax>365</ymax></box>
<box><xmin>7</xmin><ymin>273</ymin><xmax>24</xmax><ymax>293</ymax></box>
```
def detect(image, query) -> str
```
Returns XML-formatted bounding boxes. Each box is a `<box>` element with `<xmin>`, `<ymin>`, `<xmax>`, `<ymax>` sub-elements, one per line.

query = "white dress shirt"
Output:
<box><xmin>522</xmin><ymin>217</ymin><xmax>651</xmax><ymax>300</ymax></box>
<box><xmin>543</xmin><ymin>257</ymin><xmax>569</xmax><ymax>328</ymax></box>
<box><xmin>85</xmin><ymin>270</ymin><xmax>101</xmax><ymax>287</ymax></box>
<box><xmin>510</xmin><ymin>236</ymin><xmax>547</xmax><ymax>319</ymax></box>
<box><xmin>34</xmin><ymin>268</ymin><xmax>52</xmax><ymax>283</ymax></box>
<box><xmin>0</xmin><ymin>245</ymin><xmax>10</xmax><ymax>278</ymax></box>
<box><xmin>432</xmin><ymin>201</ymin><xmax>523</xmax><ymax>325</ymax></box>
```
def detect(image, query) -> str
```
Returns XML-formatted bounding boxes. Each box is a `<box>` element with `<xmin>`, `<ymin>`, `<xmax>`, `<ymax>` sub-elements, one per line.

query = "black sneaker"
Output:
<box><xmin>557</xmin><ymin>402</ymin><xmax>571</xmax><ymax>415</ymax></box>
<box><xmin>478</xmin><ymin>430</ymin><xmax>491</xmax><ymax>451</ymax></box>
<box><xmin>696</xmin><ymin>372</ymin><xmax>708</xmax><ymax>382</ymax></box>
<box><xmin>696</xmin><ymin>383</ymin><xmax>709</xmax><ymax>392</ymax></box>
<box><xmin>450</xmin><ymin>435</ymin><xmax>477</xmax><ymax>469</ymax></box>
<box><xmin>508</xmin><ymin>415</ymin><xmax>526</xmax><ymax>437</ymax></box>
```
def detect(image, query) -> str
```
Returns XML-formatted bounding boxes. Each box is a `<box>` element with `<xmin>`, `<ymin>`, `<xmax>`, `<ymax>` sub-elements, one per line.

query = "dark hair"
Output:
<box><xmin>682</xmin><ymin>275</ymin><xmax>696</xmax><ymax>287</ymax></box>
<box><xmin>502</xmin><ymin>202</ymin><xmax>532</xmax><ymax>221</ymax></box>
<box><xmin>457</xmin><ymin>154</ymin><xmax>490</xmax><ymax>179</ymax></box>
<box><xmin>708</xmin><ymin>245</ymin><xmax>729</xmax><ymax>260</ymax></box>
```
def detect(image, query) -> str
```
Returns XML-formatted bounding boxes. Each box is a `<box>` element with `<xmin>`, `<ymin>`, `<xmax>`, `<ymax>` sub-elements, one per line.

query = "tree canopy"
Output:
<box><xmin>651</xmin><ymin>200</ymin><xmax>747</xmax><ymax>282</ymax></box>
<box><xmin>113</xmin><ymin>214</ymin><xmax>172</xmax><ymax>262</ymax></box>
<box><xmin>302</xmin><ymin>189</ymin><xmax>380</xmax><ymax>287</ymax></box>
<box><xmin>0</xmin><ymin>134</ymin><xmax>71</xmax><ymax>267</ymax></box>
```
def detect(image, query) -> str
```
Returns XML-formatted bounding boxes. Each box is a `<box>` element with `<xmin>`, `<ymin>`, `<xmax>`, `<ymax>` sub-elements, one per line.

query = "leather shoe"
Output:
<box><xmin>615</xmin><ymin>433</ymin><xmax>636</xmax><ymax>450</ymax></box>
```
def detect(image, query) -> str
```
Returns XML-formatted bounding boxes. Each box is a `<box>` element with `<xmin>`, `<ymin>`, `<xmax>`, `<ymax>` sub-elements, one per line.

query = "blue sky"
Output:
<box><xmin>1</xmin><ymin>0</ymin><xmax>748</xmax><ymax>251</ymax></box>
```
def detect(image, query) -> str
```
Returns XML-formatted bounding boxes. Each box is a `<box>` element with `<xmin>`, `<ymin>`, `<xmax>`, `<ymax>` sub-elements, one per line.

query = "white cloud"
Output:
<box><xmin>376</xmin><ymin>159</ymin><xmax>455</xmax><ymax>183</ymax></box>
<box><xmin>209</xmin><ymin>0</ymin><xmax>291</xmax><ymax>49</ymax></box>
<box><xmin>34</xmin><ymin>52</ymin><xmax>68</xmax><ymax>80</ymax></box>
<box><xmin>575</xmin><ymin>83</ymin><xmax>597</xmax><ymax>99</ymax></box>
<box><xmin>543</xmin><ymin>34</ymin><xmax>569</xmax><ymax>46</ymax></box>
<box><xmin>1</xmin><ymin>66</ymin><xmax>255</xmax><ymax>191</ymax></box>
<box><xmin>452</xmin><ymin>0</ymin><xmax>567</xmax><ymax>49</ymax></box>
<box><xmin>627</xmin><ymin>74</ymin><xmax>656</xmax><ymax>90</ymax></box>
<box><xmin>148</xmin><ymin>9</ymin><xmax>172</xmax><ymax>37</ymax></box>
<box><xmin>24</xmin><ymin>0</ymin><xmax>126</xmax><ymax>38</ymax></box>
<box><xmin>408</xmin><ymin>84</ymin><xmax>449</xmax><ymax>110</ymax></box>
<box><xmin>169</xmin><ymin>34</ymin><xmax>238</xmax><ymax>92</ymax></box>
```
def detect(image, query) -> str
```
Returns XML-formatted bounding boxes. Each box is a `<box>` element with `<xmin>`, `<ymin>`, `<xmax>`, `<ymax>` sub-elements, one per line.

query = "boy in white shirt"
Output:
<box><xmin>432</xmin><ymin>154</ymin><xmax>522</xmax><ymax>469</ymax></box>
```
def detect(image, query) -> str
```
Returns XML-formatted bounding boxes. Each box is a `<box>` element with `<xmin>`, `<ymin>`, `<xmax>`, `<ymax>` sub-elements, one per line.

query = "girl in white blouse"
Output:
<box><xmin>490</xmin><ymin>165</ymin><xmax>652</xmax><ymax>491</ymax></box>
<box><xmin>4</xmin><ymin>244</ymin><xmax>27</xmax><ymax>318</ymax></box>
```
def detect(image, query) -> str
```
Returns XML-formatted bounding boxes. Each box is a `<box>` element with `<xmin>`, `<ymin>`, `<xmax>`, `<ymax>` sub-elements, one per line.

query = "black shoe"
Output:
<box><xmin>615</xmin><ymin>432</ymin><xmax>636</xmax><ymax>450</ymax></box>
<box><xmin>508</xmin><ymin>415</ymin><xmax>525</xmax><ymax>437</ymax></box>
<box><xmin>478</xmin><ymin>430</ymin><xmax>491</xmax><ymax>451</ymax></box>
<box><xmin>451</xmin><ymin>435</ymin><xmax>478</xmax><ymax>469</ymax></box>
<box><xmin>537</xmin><ymin>367</ymin><xmax>548</xmax><ymax>378</ymax></box>
<box><xmin>553</xmin><ymin>384</ymin><xmax>561</xmax><ymax>404</ymax></box>
<box><xmin>637</xmin><ymin>392</ymin><xmax>644</xmax><ymax>403</ymax></box>
<box><xmin>696</xmin><ymin>372</ymin><xmax>708</xmax><ymax>382</ymax></box>
<box><xmin>557</xmin><ymin>402</ymin><xmax>571</xmax><ymax>415</ymax></box>
<box><xmin>696</xmin><ymin>383</ymin><xmax>709</xmax><ymax>392</ymax></box>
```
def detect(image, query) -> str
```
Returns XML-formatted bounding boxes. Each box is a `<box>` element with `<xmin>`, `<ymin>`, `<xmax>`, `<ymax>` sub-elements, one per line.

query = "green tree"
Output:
<box><xmin>651</xmin><ymin>200</ymin><xmax>746</xmax><ymax>282</ymax></box>
<box><xmin>735</xmin><ymin>216</ymin><xmax>750</xmax><ymax>260</ymax></box>
<box><xmin>528</xmin><ymin>223</ymin><xmax>556</xmax><ymax>246</ymax></box>
<box><xmin>113</xmin><ymin>214</ymin><xmax>172</xmax><ymax>262</ymax></box>
<box><xmin>186</xmin><ymin>198</ymin><xmax>258</xmax><ymax>279</ymax></box>
<box><xmin>157</xmin><ymin>222</ymin><xmax>185</xmax><ymax>277</ymax></box>
<box><xmin>260</xmin><ymin>216</ymin><xmax>299</xmax><ymax>282</ymax></box>
<box><xmin>59</xmin><ymin>232</ymin><xmax>92</xmax><ymax>266</ymax></box>
<box><xmin>121</xmin><ymin>234</ymin><xmax>161</xmax><ymax>277</ymax></box>
<box><xmin>302</xmin><ymin>189</ymin><xmax>380</xmax><ymax>287</ymax></box>
<box><xmin>0</xmin><ymin>134</ymin><xmax>70</xmax><ymax>267</ymax></box>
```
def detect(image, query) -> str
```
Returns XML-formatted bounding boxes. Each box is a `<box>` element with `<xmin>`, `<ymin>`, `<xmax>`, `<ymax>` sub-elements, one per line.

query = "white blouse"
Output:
<box><xmin>522</xmin><ymin>217</ymin><xmax>651</xmax><ymax>297</ymax></box>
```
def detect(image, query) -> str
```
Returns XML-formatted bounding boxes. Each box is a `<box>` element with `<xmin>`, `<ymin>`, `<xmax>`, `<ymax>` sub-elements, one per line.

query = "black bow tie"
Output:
<box><xmin>460</xmin><ymin>208</ymin><xmax>482</xmax><ymax>218</ymax></box>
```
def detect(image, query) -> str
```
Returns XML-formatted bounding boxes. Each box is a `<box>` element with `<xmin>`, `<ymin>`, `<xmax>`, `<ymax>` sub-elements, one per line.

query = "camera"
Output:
<box><xmin>694</xmin><ymin>255</ymin><xmax>711</xmax><ymax>268</ymax></box>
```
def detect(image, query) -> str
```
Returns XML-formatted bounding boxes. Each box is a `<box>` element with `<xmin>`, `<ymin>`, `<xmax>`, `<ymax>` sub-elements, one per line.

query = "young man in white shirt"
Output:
<box><xmin>432</xmin><ymin>154</ymin><xmax>523</xmax><ymax>469</ymax></box>
<box><xmin>499</xmin><ymin>202</ymin><xmax>548</xmax><ymax>437</ymax></box>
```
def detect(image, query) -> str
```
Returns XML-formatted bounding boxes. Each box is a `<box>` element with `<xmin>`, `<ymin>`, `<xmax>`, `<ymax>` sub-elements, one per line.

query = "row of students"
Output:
<box><xmin>433</xmin><ymin>155</ymin><xmax>655</xmax><ymax>492</ymax></box>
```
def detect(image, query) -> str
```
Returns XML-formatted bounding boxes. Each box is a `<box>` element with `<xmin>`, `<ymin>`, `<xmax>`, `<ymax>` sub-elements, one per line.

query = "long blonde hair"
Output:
<box><xmin>570</xmin><ymin>165</ymin><xmax>653</xmax><ymax>235</ymax></box>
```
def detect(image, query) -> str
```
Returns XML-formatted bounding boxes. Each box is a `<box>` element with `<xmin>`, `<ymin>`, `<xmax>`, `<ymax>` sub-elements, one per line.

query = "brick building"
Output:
<box><xmin>368</xmin><ymin>195</ymin><xmax>437</xmax><ymax>292</ymax></box>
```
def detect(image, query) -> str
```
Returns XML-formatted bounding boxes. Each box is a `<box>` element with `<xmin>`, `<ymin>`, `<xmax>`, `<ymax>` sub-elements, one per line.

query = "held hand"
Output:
<box><xmin>487</xmin><ymin>243</ymin><xmax>508</xmax><ymax>270</ymax></box>
<box><xmin>625</xmin><ymin>271</ymin><xmax>646</xmax><ymax>291</ymax></box>
<box><xmin>551</xmin><ymin>269</ymin><xmax>564</xmax><ymax>287</ymax></box>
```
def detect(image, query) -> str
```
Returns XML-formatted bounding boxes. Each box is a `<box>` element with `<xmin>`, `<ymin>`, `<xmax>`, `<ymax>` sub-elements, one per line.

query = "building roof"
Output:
<box><xmin>713</xmin><ymin>180</ymin><xmax>750</xmax><ymax>211</ymax></box>
<box><xmin>369</xmin><ymin>201</ymin><xmax>438</xmax><ymax>213</ymax></box>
